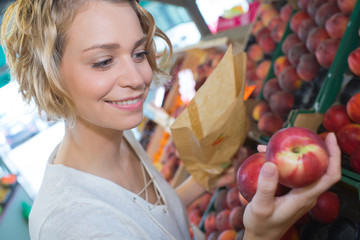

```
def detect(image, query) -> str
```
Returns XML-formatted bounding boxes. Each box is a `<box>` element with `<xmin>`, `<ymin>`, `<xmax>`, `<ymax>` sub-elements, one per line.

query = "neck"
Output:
<box><xmin>54</xmin><ymin>117</ymin><xmax>127</xmax><ymax>175</ymax></box>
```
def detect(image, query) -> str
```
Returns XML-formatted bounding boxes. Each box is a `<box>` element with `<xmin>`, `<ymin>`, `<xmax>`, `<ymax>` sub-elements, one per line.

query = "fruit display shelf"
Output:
<box><xmin>246</xmin><ymin>0</ymin><xmax>360</xmax><ymax>200</ymax></box>
<box><xmin>285</xmin><ymin>0</ymin><xmax>360</xmax><ymax>128</ymax></box>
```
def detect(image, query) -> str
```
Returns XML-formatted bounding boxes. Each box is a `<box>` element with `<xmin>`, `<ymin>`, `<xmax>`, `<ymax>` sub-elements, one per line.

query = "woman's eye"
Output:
<box><xmin>133</xmin><ymin>51</ymin><xmax>149</xmax><ymax>62</ymax></box>
<box><xmin>92</xmin><ymin>58</ymin><xmax>113</xmax><ymax>69</ymax></box>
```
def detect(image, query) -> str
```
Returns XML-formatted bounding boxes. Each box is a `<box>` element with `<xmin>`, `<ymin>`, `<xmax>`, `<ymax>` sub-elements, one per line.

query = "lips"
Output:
<box><xmin>106</xmin><ymin>98</ymin><xmax>141</xmax><ymax>105</ymax></box>
<box><xmin>104</xmin><ymin>94</ymin><xmax>144</xmax><ymax>111</ymax></box>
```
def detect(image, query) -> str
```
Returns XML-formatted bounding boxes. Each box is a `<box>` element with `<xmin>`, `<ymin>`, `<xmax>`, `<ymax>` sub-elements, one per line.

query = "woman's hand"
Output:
<box><xmin>243</xmin><ymin>132</ymin><xmax>341</xmax><ymax>240</ymax></box>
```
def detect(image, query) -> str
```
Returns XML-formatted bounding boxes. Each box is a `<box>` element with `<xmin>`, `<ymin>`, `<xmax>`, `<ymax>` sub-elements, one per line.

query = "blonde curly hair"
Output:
<box><xmin>1</xmin><ymin>0</ymin><xmax>172</xmax><ymax>121</ymax></box>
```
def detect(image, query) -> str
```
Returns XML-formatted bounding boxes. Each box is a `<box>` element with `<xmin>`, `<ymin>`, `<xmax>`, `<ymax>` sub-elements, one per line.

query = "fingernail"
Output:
<box><xmin>261</xmin><ymin>162</ymin><xmax>277</xmax><ymax>178</ymax></box>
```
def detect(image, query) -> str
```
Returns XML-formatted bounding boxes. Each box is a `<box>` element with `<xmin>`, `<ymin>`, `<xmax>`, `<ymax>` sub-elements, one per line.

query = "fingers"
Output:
<box><xmin>250</xmin><ymin>162</ymin><xmax>279</xmax><ymax>216</ymax></box>
<box><xmin>325</xmin><ymin>132</ymin><xmax>341</xmax><ymax>179</ymax></box>
<box><xmin>257</xmin><ymin>145</ymin><xmax>267</xmax><ymax>152</ymax></box>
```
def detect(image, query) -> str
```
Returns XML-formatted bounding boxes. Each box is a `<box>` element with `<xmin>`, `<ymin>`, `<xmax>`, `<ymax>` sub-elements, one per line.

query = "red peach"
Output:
<box><xmin>280</xmin><ymin>3</ymin><xmax>294</xmax><ymax>22</ymax></box>
<box><xmin>322</xmin><ymin>104</ymin><xmax>351</xmax><ymax>132</ymax></box>
<box><xmin>278</xmin><ymin>66</ymin><xmax>302</xmax><ymax>92</ymax></box>
<box><xmin>188</xmin><ymin>207</ymin><xmax>202</xmax><ymax>226</ymax></box>
<box><xmin>307</xmin><ymin>0</ymin><xmax>328</xmax><ymax>18</ymax></box>
<box><xmin>314</xmin><ymin>2</ymin><xmax>340</xmax><ymax>27</ymax></box>
<box><xmin>337</xmin><ymin>0</ymin><xmax>356</xmax><ymax>13</ymax></box>
<box><xmin>217</xmin><ymin>229</ymin><xmax>237</xmax><ymax>240</ymax></box>
<box><xmin>336</xmin><ymin>123</ymin><xmax>360</xmax><ymax>155</ymax></box>
<box><xmin>310</xmin><ymin>191</ymin><xmax>340</xmax><ymax>224</ymax></box>
<box><xmin>297</xmin><ymin>0</ymin><xmax>309</xmax><ymax>12</ymax></box>
<box><xmin>274</xmin><ymin>55</ymin><xmax>292</xmax><ymax>78</ymax></box>
<box><xmin>296</xmin><ymin>53</ymin><xmax>320</xmax><ymax>82</ymax></box>
<box><xmin>226</xmin><ymin>187</ymin><xmax>242</xmax><ymax>209</ymax></box>
<box><xmin>204</xmin><ymin>211</ymin><xmax>217</xmax><ymax>234</ymax></box>
<box><xmin>268</xmin><ymin>16</ymin><xmax>282</xmax><ymax>32</ymax></box>
<box><xmin>315</xmin><ymin>38</ymin><xmax>340</xmax><ymax>69</ymax></box>
<box><xmin>261</xmin><ymin>8</ymin><xmax>280</xmax><ymax>27</ymax></box>
<box><xmin>325</xmin><ymin>12</ymin><xmax>350</xmax><ymax>39</ymax></box>
<box><xmin>258</xmin><ymin>34</ymin><xmax>276</xmax><ymax>54</ymax></box>
<box><xmin>215</xmin><ymin>209</ymin><xmax>232</xmax><ymax>232</ymax></box>
<box><xmin>255</xmin><ymin>27</ymin><xmax>271</xmax><ymax>43</ymax></box>
<box><xmin>257</xmin><ymin>3</ymin><xmax>276</xmax><ymax>17</ymax></box>
<box><xmin>269</xmin><ymin>91</ymin><xmax>295</xmax><ymax>118</ymax></box>
<box><xmin>288</xmin><ymin>43</ymin><xmax>309</xmax><ymax>66</ymax></box>
<box><xmin>282</xmin><ymin>33</ymin><xmax>302</xmax><ymax>56</ymax></box>
<box><xmin>266</xmin><ymin>127</ymin><xmax>329</xmax><ymax>188</ymax></box>
<box><xmin>252</xmin><ymin>20</ymin><xmax>264</xmax><ymax>36</ymax></box>
<box><xmin>347</xmin><ymin>47</ymin><xmax>360</xmax><ymax>77</ymax></box>
<box><xmin>271</xmin><ymin>21</ymin><xmax>287</xmax><ymax>43</ymax></box>
<box><xmin>262</xmin><ymin>78</ymin><xmax>282</xmax><ymax>101</ymax></box>
<box><xmin>236</xmin><ymin>152</ymin><xmax>287</xmax><ymax>202</ymax></box>
<box><xmin>199</xmin><ymin>192</ymin><xmax>213</xmax><ymax>213</ymax></box>
<box><xmin>214</xmin><ymin>188</ymin><xmax>230</xmax><ymax>212</ymax></box>
<box><xmin>306</xmin><ymin>27</ymin><xmax>329</xmax><ymax>53</ymax></box>
<box><xmin>247</xmin><ymin>44</ymin><xmax>264</xmax><ymax>62</ymax></box>
<box><xmin>290</xmin><ymin>10</ymin><xmax>311</xmax><ymax>33</ymax></box>
<box><xmin>255</xmin><ymin>60</ymin><xmax>271</xmax><ymax>81</ymax></box>
<box><xmin>346</xmin><ymin>92</ymin><xmax>360</xmax><ymax>124</ymax></box>
<box><xmin>229</xmin><ymin>206</ymin><xmax>245</xmax><ymax>231</ymax></box>
<box><xmin>257</xmin><ymin>112</ymin><xmax>284</xmax><ymax>136</ymax></box>
<box><xmin>297</xmin><ymin>18</ymin><xmax>317</xmax><ymax>43</ymax></box>
<box><xmin>350</xmin><ymin>147</ymin><xmax>360</xmax><ymax>174</ymax></box>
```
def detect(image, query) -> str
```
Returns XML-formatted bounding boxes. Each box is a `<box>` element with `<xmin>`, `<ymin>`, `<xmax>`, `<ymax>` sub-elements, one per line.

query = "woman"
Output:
<box><xmin>1</xmin><ymin>0</ymin><xmax>341</xmax><ymax>239</ymax></box>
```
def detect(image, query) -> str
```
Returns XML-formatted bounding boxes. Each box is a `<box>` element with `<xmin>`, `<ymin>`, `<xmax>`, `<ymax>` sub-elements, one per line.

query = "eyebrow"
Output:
<box><xmin>82</xmin><ymin>36</ymin><xmax>147</xmax><ymax>53</ymax></box>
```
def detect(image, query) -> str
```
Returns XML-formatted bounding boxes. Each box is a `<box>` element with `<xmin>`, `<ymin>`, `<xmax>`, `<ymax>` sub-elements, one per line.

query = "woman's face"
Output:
<box><xmin>61</xmin><ymin>1</ymin><xmax>153</xmax><ymax>131</ymax></box>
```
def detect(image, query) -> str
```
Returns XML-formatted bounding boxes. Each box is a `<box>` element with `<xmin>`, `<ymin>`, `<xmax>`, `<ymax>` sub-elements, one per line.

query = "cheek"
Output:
<box><xmin>141</xmin><ymin>62</ymin><xmax>154</xmax><ymax>86</ymax></box>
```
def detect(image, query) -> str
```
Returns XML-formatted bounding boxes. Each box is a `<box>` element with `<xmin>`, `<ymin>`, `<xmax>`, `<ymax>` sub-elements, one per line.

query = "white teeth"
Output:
<box><xmin>108</xmin><ymin>98</ymin><xmax>140</xmax><ymax>105</ymax></box>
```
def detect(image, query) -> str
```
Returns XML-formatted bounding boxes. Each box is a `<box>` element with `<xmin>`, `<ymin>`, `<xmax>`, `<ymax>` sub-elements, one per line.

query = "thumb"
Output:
<box><xmin>251</xmin><ymin>162</ymin><xmax>279</xmax><ymax>212</ymax></box>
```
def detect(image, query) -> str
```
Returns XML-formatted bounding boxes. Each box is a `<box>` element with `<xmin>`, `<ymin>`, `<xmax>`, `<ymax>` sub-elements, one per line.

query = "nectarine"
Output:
<box><xmin>325</xmin><ymin>12</ymin><xmax>350</xmax><ymax>39</ymax></box>
<box><xmin>347</xmin><ymin>47</ymin><xmax>360</xmax><ymax>77</ymax></box>
<box><xmin>278</xmin><ymin>66</ymin><xmax>302</xmax><ymax>92</ymax></box>
<box><xmin>310</xmin><ymin>191</ymin><xmax>340</xmax><ymax>224</ymax></box>
<box><xmin>296</xmin><ymin>53</ymin><xmax>320</xmax><ymax>82</ymax></box>
<box><xmin>322</xmin><ymin>104</ymin><xmax>352</xmax><ymax>132</ymax></box>
<box><xmin>314</xmin><ymin>2</ymin><xmax>340</xmax><ymax>27</ymax></box>
<box><xmin>262</xmin><ymin>78</ymin><xmax>282</xmax><ymax>101</ymax></box>
<box><xmin>306</xmin><ymin>27</ymin><xmax>329</xmax><ymax>53</ymax></box>
<box><xmin>269</xmin><ymin>91</ymin><xmax>295</xmax><ymax>118</ymax></box>
<box><xmin>346</xmin><ymin>92</ymin><xmax>360</xmax><ymax>124</ymax></box>
<box><xmin>273</xmin><ymin>55</ymin><xmax>292</xmax><ymax>78</ymax></box>
<box><xmin>290</xmin><ymin>10</ymin><xmax>311</xmax><ymax>33</ymax></box>
<box><xmin>350</xmin><ymin>147</ymin><xmax>360</xmax><ymax>174</ymax></box>
<box><xmin>266</xmin><ymin>127</ymin><xmax>329</xmax><ymax>188</ymax></box>
<box><xmin>336</xmin><ymin>123</ymin><xmax>360</xmax><ymax>155</ymax></box>
<box><xmin>257</xmin><ymin>112</ymin><xmax>284</xmax><ymax>136</ymax></box>
<box><xmin>315</xmin><ymin>38</ymin><xmax>340</xmax><ymax>69</ymax></box>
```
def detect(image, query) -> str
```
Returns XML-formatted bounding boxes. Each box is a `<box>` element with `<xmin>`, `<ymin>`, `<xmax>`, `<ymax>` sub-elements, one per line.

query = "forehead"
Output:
<box><xmin>65</xmin><ymin>1</ymin><xmax>143</xmax><ymax>50</ymax></box>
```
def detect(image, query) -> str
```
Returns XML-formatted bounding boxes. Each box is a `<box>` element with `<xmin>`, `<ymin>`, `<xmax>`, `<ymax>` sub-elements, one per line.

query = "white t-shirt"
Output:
<box><xmin>29</xmin><ymin>130</ymin><xmax>191</xmax><ymax>240</ymax></box>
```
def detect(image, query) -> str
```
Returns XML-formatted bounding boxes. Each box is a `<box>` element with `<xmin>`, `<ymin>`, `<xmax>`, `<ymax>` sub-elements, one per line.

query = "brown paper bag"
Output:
<box><xmin>170</xmin><ymin>44</ymin><xmax>249</xmax><ymax>191</ymax></box>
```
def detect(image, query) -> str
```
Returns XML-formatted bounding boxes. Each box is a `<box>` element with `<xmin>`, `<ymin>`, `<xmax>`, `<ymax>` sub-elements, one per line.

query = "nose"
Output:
<box><xmin>116</xmin><ymin>57</ymin><xmax>145</xmax><ymax>90</ymax></box>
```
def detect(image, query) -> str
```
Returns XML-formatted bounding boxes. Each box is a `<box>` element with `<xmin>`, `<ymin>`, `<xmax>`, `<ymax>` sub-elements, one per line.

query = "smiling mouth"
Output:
<box><xmin>105</xmin><ymin>98</ymin><xmax>141</xmax><ymax>105</ymax></box>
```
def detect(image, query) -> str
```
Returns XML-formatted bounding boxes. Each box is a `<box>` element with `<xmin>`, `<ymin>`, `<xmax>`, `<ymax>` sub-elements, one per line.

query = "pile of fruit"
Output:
<box><xmin>249</xmin><ymin>0</ymin><xmax>358</xmax><ymax>138</ymax></box>
<box><xmin>320</xmin><ymin>92</ymin><xmax>360</xmax><ymax>174</ymax></box>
